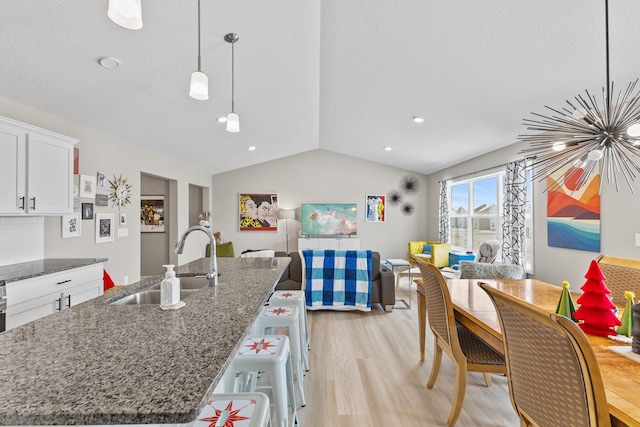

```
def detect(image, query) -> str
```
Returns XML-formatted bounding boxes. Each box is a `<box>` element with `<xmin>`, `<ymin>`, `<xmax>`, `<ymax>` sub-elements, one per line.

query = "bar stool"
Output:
<box><xmin>251</xmin><ymin>306</ymin><xmax>306</xmax><ymax>407</ymax></box>
<box><xmin>224</xmin><ymin>335</ymin><xmax>298</xmax><ymax>427</ymax></box>
<box><xmin>268</xmin><ymin>290</ymin><xmax>310</xmax><ymax>368</ymax></box>
<box><xmin>193</xmin><ymin>392</ymin><xmax>271</xmax><ymax>427</ymax></box>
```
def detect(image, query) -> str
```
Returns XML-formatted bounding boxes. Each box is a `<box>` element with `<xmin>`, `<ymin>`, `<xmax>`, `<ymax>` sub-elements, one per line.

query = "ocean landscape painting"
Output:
<box><xmin>546</xmin><ymin>164</ymin><xmax>600</xmax><ymax>252</ymax></box>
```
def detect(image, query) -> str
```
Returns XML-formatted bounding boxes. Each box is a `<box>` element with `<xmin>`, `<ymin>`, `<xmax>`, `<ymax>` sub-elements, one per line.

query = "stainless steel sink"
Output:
<box><xmin>111</xmin><ymin>289</ymin><xmax>199</xmax><ymax>305</ymax></box>
<box><xmin>110</xmin><ymin>276</ymin><xmax>213</xmax><ymax>305</ymax></box>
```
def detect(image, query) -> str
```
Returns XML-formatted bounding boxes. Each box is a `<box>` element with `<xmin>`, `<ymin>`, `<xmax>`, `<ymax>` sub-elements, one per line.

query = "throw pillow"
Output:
<box><xmin>208</xmin><ymin>242</ymin><xmax>234</xmax><ymax>257</ymax></box>
<box><xmin>423</xmin><ymin>243</ymin><xmax>432</xmax><ymax>255</ymax></box>
<box><xmin>459</xmin><ymin>261</ymin><xmax>526</xmax><ymax>279</ymax></box>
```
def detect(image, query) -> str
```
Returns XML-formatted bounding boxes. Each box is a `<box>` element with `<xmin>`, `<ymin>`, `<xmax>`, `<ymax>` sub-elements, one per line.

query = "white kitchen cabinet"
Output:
<box><xmin>6</xmin><ymin>263</ymin><xmax>103</xmax><ymax>330</ymax></box>
<box><xmin>0</xmin><ymin>115</ymin><xmax>77</xmax><ymax>215</ymax></box>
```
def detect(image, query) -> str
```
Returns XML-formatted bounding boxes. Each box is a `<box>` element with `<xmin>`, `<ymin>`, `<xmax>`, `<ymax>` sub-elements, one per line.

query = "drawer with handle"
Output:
<box><xmin>6</xmin><ymin>264</ymin><xmax>103</xmax><ymax>307</ymax></box>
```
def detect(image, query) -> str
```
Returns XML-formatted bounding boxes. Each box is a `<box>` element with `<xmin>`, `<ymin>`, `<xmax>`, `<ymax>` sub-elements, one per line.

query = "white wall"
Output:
<box><xmin>0</xmin><ymin>97</ymin><xmax>212</xmax><ymax>285</ymax></box>
<box><xmin>426</xmin><ymin>141</ymin><xmax>640</xmax><ymax>290</ymax></box>
<box><xmin>211</xmin><ymin>149</ymin><xmax>429</xmax><ymax>260</ymax></box>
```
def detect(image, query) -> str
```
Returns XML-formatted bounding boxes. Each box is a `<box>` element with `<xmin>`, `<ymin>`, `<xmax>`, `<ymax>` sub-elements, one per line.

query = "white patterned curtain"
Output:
<box><xmin>502</xmin><ymin>160</ymin><xmax>527</xmax><ymax>265</ymax></box>
<box><xmin>439</xmin><ymin>180</ymin><xmax>449</xmax><ymax>243</ymax></box>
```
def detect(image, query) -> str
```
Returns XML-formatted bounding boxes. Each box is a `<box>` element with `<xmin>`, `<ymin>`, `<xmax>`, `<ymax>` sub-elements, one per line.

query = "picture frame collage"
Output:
<box><xmin>63</xmin><ymin>149</ymin><xmax>130</xmax><ymax>243</ymax></box>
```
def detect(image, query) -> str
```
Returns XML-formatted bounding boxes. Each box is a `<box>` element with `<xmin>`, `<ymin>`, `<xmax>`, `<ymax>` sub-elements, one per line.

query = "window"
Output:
<box><xmin>449</xmin><ymin>168</ymin><xmax>533</xmax><ymax>271</ymax></box>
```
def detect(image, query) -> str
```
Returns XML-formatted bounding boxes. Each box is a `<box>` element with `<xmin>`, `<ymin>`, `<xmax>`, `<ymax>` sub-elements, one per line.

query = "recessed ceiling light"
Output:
<box><xmin>248</xmin><ymin>146</ymin><xmax>256</xmax><ymax>151</ymax></box>
<box><xmin>98</xmin><ymin>57</ymin><xmax>120</xmax><ymax>69</ymax></box>
<box><xmin>412</xmin><ymin>116</ymin><xmax>424</xmax><ymax>123</ymax></box>
<box><xmin>384</xmin><ymin>146</ymin><xmax>392</xmax><ymax>151</ymax></box>
<box><xmin>217</xmin><ymin>116</ymin><xmax>227</xmax><ymax>123</ymax></box>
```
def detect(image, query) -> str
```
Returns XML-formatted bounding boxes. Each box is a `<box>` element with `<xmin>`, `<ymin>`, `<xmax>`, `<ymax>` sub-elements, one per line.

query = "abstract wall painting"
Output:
<box><xmin>365</xmin><ymin>195</ymin><xmax>385</xmax><ymax>222</ymax></box>
<box><xmin>546</xmin><ymin>163</ymin><xmax>600</xmax><ymax>252</ymax></box>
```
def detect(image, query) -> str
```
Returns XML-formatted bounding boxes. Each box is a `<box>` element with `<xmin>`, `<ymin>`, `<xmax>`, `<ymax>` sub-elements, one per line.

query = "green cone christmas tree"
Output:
<box><xmin>573</xmin><ymin>260</ymin><xmax>621</xmax><ymax>336</ymax></box>
<box><xmin>555</xmin><ymin>280</ymin><xmax>577</xmax><ymax>321</ymax></box>
<box><xmin>617</xmin><ymin>291</ymin><xmax>635</xmax><ymax>337</ymax></box>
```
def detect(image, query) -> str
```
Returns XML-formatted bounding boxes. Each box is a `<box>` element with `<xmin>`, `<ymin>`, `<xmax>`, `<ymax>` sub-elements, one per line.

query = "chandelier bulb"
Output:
<box><xmin>628</xmin><ymin>123</ymin><xmax>640</xmax><ymax>137</ymax></box>
<box><xmin>552</xmin><ymin>142</ymin><xmax>566</xmax><ymax>152</ymax></box>
<box><xmin>588</xmin><ymin>149</ymin><xmax>604</xmax><ymax>161</ymax></box>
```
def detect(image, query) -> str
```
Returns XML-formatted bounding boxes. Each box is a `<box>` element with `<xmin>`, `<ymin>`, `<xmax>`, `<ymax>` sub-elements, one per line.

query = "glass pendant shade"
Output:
<box><xmin>226</xmin><ymin>112</ymin><xmax>240</xmax><ymax>132</ymax></box>
<box><xmin>189</xmin><ymin>71</ymin><xmax>209</xmax><ymax>100</ymax></box>
<box><xmin>108</xmin><ymin>0</ymin><xmax>143</xmax><ymax>30</ymax></box>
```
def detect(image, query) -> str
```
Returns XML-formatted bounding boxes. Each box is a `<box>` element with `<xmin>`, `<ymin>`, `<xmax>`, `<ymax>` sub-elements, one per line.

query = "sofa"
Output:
<box><xmin>276</xmin><ymin>251</ymin><xmax>396</xmax><ymax>312</ymax></box>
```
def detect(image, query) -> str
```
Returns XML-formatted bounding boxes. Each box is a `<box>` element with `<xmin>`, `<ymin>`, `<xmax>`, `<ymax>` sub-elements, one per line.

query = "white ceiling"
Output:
<box><xmin>2</xmin><ymin>1</ymin><xmax>640</xmax><ymax>176</ymax></box>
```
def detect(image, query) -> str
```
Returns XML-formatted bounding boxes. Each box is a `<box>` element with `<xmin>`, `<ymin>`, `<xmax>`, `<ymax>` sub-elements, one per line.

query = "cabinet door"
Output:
<box><xmin>26</xmin><ymin>132</ymin><xmax>73</xmax><ymax>214</ymax></box>
<box><xmin>64</xmin><ymin>279</ymin><xmax>103</xmax><ymax>308</ymax></box>
<box><xmin>0</xmin><ymin>122</ymin><xmax>26</xmax><ymax>214</ymax></box>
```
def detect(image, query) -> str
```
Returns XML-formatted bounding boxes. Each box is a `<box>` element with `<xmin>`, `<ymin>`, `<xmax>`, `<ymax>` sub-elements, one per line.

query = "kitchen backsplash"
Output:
<box><xmin>0</xmin><ymin>216</ymin><xmax>44</xmax><ymax>266</ymax></box>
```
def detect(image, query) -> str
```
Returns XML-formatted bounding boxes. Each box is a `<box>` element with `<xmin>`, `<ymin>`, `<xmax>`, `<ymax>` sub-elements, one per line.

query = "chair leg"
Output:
<box><xmin>447</xmin><ymin>363</ymin><xmax>467</xmax><ymax>427</ymax></box>
<box><xmin>426</xmin><ymin>341</ymin><xmax>442</xmax><ymax>389</ymax></box>
<box><xmin>483</xmin><ymin>372</ymin><xmax>492</xmax><ymax>387</ymax></box>
<box><xmin>418</xmin><ymin>291</ymin><xmax>426</xmax><ymax>361</ymax></box>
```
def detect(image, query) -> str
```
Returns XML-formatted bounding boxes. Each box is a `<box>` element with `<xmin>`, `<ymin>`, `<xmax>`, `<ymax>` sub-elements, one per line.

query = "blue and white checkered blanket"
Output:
<box><xmin>301</xmin><ymin>249</ymin><xmax>372</xmax><ymax>311</ymax></box>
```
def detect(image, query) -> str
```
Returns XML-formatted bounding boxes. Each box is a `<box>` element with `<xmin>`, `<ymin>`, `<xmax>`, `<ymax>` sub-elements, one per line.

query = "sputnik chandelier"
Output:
<box><xmin>519</xmin><ymin>0</ymin><xmax>640</xmax><ymax>193</ymax></box>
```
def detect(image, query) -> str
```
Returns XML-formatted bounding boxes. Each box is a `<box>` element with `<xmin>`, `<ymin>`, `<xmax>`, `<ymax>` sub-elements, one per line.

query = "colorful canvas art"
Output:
<box><xmin>546</xmin><ymin>163</ymin><xmax>600</xmax><ymax>252</ymax></box>
<box><xmin>366</xmin><ymin>195</ymin><xmax>385</xmax><ymax>222</ymax></box>
<box><xmin>239</xmin><ymin>193</ymin><xmax>278</xmax><ymax>231</ymax></box>
<box><xmin>301</xmin><ymin>203</ymin><xmax>357</xmax><ymax>236</ymax></box>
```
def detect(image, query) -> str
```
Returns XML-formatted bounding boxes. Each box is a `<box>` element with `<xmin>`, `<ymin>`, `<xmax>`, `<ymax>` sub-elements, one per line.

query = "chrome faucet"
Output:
<box><xmin>175</xmin><ymin>225</ymin><xmax>218</xmax><ymax>285</ymax></box>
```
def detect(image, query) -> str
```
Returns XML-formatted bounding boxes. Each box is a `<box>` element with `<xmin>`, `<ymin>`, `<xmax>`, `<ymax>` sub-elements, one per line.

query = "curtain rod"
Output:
<box><xmin>439</xmin><ymin>156</ymin><xmax>535</xmax><ymax>183</ymax></box>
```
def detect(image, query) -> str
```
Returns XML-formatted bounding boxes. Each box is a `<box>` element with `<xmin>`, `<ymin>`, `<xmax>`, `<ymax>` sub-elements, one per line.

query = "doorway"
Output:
<box><xmin>140</xmin><ymin>173</ymin><xmax>177</xmax><ymax>277</ymax></box>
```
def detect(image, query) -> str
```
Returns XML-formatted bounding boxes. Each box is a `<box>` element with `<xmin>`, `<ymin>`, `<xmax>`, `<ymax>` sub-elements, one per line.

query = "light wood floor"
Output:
<box><xmin>295</xmin><ymin>286</ymin><xmax>521</xmax><ymax>427</ymax></box>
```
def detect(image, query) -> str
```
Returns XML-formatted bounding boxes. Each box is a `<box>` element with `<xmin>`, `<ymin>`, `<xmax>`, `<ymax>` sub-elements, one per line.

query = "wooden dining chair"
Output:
<box><xmin>412</xmin><ymin>256</ymin><xmax>506</xmax><ymax>427</ymax></box>
<box><xmin>479</xmin><ymin>282</ymin><xmax>612</xmax><ymax>427</ymax></box>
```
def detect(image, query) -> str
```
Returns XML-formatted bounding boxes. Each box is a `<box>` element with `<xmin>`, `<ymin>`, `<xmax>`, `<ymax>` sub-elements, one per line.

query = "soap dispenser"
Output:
<box><xmin>160</xmin><ymin>264</ymin><xmax>181</xmax><ymax>308</ymax></box>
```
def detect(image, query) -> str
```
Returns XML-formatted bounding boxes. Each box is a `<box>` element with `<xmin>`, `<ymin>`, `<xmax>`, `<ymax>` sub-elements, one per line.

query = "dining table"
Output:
<box><xmin>414</xmin><ymin>277</ymin><xmax>640</xmax><ymax>427</ymax></box>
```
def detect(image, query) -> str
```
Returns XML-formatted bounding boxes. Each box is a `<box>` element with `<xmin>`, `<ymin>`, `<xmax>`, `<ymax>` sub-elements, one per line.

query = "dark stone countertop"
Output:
<box><xmin>0</xmin><ymin>258</ymin><xmax>108</xmax><ymax>283</ymax></box>
<box><xmin>0</xmin><ymin>256</ymin><xmax>290</xmax><ymax>426</ymax></box>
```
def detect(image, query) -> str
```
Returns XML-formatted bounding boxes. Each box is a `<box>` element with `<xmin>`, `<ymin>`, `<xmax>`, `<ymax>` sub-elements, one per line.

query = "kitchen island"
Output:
<box><xmin>0</xmin><ymin>256</ymin><xmax>290</xmax><ymax>426</ymax></box>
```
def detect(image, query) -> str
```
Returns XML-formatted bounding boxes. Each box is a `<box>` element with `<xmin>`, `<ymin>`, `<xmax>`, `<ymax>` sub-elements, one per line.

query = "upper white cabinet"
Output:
<box><xmin>0</xmin><ymin>116</ymin><xmax>77</xmax><ymax>215</ymax></box>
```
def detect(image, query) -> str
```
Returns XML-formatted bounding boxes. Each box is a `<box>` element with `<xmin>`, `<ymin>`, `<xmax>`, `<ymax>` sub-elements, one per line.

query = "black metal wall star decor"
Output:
<box><xmin>400</xmin><ymin>175</ymin><xmax>420</xmax><ymax>195</ymax></box>
<box><xmin>387</xmin><ymin>190</ymin><xmax>403</xmax><ymax>206</ymax></box>
<box><xmin>401</xmin><ymin>203</ymin><xmax>414</xmax><ymax>216</ymax></box>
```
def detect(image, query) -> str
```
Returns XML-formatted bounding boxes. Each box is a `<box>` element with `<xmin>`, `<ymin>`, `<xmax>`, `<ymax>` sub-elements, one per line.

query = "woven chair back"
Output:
<box><xmin>413</xmin><ymin>256</ymin><xmax>456</xmax><ymax>349</ymax></box>
<box><xmin>480</xmin><ymin>283</ymin><xmax>611</xmax><ymax>427</ymax></box>
<box><xmin>597</xmin><ymin>255</ymin><xmax>640</xmax><ymax>306</ymax></box>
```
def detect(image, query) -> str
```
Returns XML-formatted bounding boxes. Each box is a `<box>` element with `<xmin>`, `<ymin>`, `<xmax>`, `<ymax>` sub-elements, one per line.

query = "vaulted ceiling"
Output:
<box><xmin>2</xmin><ymin>1</ymin><xmax>640</xmax><ymax>175</ymax></box>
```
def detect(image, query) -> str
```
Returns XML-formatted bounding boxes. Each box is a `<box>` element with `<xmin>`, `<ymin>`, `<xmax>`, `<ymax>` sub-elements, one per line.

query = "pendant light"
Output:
<box><xmin>519</xmin><ymin>0</ymin><xmax>640</xmax><ymax>193</ymax></box>
<box><xmin>189</xmin><ymin>0</ymin><xmax>208</xmax><ymax>100</ymax></box>
<box><xmin>108</xmin><ymin>0</ymin><xmax>143</xmax><ymax>30</ymax></box>
<box><xmin>225</xmin><ymin>33</ymin><xmax>240</xmax><ymax>132</ymax></box>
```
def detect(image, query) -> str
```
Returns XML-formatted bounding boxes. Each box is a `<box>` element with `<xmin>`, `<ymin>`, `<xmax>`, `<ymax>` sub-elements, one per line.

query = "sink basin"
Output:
<box><xmin>111</xmin><ymin>289</ymin><xmax>198</xmax><ymax>305</ymax></box>
<box><xmin>146</xmin><ymin>276</ymin><xmax>213</xmax><ymax>291</ymax></box>
<box><xmin>110</xmin><ymin>276</ymin><xmax>213</xmax><ymax>305</ymax></box>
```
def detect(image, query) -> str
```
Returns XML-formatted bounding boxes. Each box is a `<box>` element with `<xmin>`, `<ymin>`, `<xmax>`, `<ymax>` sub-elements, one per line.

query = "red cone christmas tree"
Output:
<box><xmin>573</xmin><ymin>260</ymin><xmax>621</xmax><ymax>336</ymax></box>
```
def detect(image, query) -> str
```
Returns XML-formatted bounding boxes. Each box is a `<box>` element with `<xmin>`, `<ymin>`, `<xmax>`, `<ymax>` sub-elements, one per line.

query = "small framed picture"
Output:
<box><xmin>119</xmin><ymin>212</ymin><xmax>127</xmax><ymax>226</ymax></box>
<box><xmin>96</xmin><ymin>172</ymin><xmax>106</xmax><ymax>187</ymax></box>
<box><xmin>80</xmin><ymin>174</ymin><xmax>96</xmax><ymax>198</ymax></box>
<box><xmin>95</xmin><ymin>194</ymin><xmax>108</xmax><ymax>207</ymax></box>
<box><xmin>366</xmin><ymin>195</ymin><xmax>386</xmax><ymax>223</ymax></box>
<box><xmin>61</xmin><ymin>213</ymin><xmax>81</xmax><ymax>238</ymax></box>
<box><xmin>95</xmin><ymin>213</ymin><xmax>115</xmax><ymax>244</ymax></box>
<box><xmin>82</xmin><ymin>202</ymin><xmax>94</xmax><ymax>220</ymax></box>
